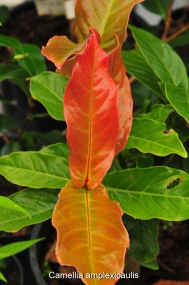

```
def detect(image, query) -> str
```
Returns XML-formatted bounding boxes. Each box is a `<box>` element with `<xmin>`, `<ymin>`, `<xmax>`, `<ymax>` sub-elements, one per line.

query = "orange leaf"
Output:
<box><xmin>64</xmin><ymin>29</ymin><xmax>119</xmax><ymax>189</ymax></box>
<box><xmin>41</xmin><ymin>35</ymin><xmax>89</xmax><ymax>70</ymax></box>
<box><xmin>52</xmin><ymin>181</ymin><xmax>129</xmax><ymax>285</ymax></box>
<box><xmin>108</xmin><ymin>37</ymin><xmax>133</xmax><ymax>154</ymax></box>
<box><xmin>75</xmin><ymin>0</ymin><xmax>143</xmax><ymax>52</ymax></box>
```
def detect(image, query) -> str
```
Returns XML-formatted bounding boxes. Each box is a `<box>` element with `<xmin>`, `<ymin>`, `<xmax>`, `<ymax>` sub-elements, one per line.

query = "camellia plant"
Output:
<box><xmin>1</xmin><ymin>0</ymin><xmax>189</xmax><ymax>284</ymax></box>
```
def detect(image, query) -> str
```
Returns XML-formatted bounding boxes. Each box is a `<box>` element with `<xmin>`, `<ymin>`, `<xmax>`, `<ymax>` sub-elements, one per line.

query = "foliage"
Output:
<box><xmin>0</xmin><ymin>0</ymin><xmax>189</xmax><ymax>284</ymax></box>
<box><xmin>0</xmin><ymin>239</ymin><xmax>44</xmax><ymax>281</ymax></box>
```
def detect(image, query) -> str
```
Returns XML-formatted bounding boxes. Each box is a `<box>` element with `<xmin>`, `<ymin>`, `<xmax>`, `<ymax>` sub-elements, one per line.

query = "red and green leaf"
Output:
<box><xmin>64</xmin><ymin>29</ymin><xmax>119</xmax><ymax>189</ymax></box>
<box><xmin>75</xmin><ymin>0</ymin><xmax>143</xmax><ymax>52</ymax></box>
<box><xmin>52</xmin><ymin>181</ymin><xmax>129</xmax><ymax>285</ymax></box>
<box><xmin>41</xmin><ymin>35</ymin><xmax>89</xmax><ymax>71</ymax></box>
<box><xmin>108</xmin><ymin>37</ymin><xmax>133</xmax><ymax>154</ymax></box>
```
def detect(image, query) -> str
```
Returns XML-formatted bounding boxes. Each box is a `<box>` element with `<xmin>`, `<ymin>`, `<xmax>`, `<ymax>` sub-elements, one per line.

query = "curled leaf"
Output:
<box><xmin>64</xmin><ymin>29</ymin><xmax>119</xmax><ymax>189</ymax></box>
<box><xmin>41</xmin><ymin>35</ymin><xmax>89</xmax><ymax>70</ymax></box>
<box><xmin>52</xmin><ymin>181</ymin><xmax>129</xmax><ymax>285</ymax></box>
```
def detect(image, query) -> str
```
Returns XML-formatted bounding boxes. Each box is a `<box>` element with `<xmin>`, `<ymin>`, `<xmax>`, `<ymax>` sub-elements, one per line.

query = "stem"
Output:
<box><xmin>129</xmin><ymin>76</ymin><xmax>136</xmax><ymax>84</ymax></box>
<box><xmin>2</xmin><ymin>133</ymin><xmax>10</xmax><ymax>144</ymax></box>
<box><xmin>161</xmin><ymin>0</ymin><xmax>174</xmax><ymax>41</ymax></box>
<box><xmin>162</xmin><ymin>1</ymin><xmax>189</xmax><ymax>43</ymax></box>
<box><xmin>17</xmin><ymin>97</ymin><xmax>34</xmax><ymax>149</ymax></box>
<box><xmin>163</xmin><ymin>154</ymin><xmax>175</xmax><ymax>166</ymax></box>
<box><xmin>164</xmin><ymin>23</ymin><xmax>189</xmax><ymax>42</ymax></box>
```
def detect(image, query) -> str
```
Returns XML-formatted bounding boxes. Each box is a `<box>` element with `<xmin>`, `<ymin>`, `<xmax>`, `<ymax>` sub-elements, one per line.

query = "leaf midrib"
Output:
<box><xmin>32</xmin><ymin>79</ymin><xmax>63</xmax><ymax>101</ymax></box>
<box><xmin>107</xmin><ymin>187</ymin><xmax>189</xmax><ymax>200</ymax></box>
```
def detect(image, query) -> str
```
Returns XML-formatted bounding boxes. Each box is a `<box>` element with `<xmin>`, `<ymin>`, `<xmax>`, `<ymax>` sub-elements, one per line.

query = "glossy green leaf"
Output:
<box><xmin>161</xmin><ymin>82</ymin><xmax>189</xmax><ymax>124</ymax></box>
<box><xmin>65</xmin><ymin>30</ymin><xmax>119</xmax><ymax>189</ymax></box>
<box><xmin>124</xmin><ymin>216</ymin><xmax>159</xmax><ymax>269</ymax></box>
<box><xmin>0</xmin><ymin>143</ymin><xmax>70</xmax><ymax>188</ymax></box>
<box><xmin>1</xmin><ymin>142</ymin><xmax>21</xmax><ymax>156</ymax></box>
<box><xmin>0</xmin><ymin>188</ymin><xmax>59</xmax><ymax>232</ymax></box>
<box><xmin>0</xmin><ymin>272</ymin><xmax>6</xmax><ymax>282</ymax></box>
<box><xmin>0</xmin><ymin>5</ymin><xmax>10</xmax><ymax>24</ymax></box>
<box><xmin>0</xmin><ymin>239</ymin><xmax>44</xmax><ymax>259</ymax></box>
<box><xmin>53</xmin><ymin>181</ymin><xmax>129</xmax><ymax>285</ymax></box>
<box><xmin>75</xmin><ymin>0</ymin><xmax>143</xmax><ymax>52</ymax></box>
<box><xmin>23</xmin><ymin>130</ymin><xmax>65</xmax><ymax>148</ymax></box>
<box><xmin>136</xmin><ymin>155</ymin><xmax>154</xmax><ymax>168</ymax></box>
<box><xmin>104</xmin><ymin>167</ymin><xmax>189</xmax><ymax>220</ymax></box>
<box><xmin>141</xmin><ymin>0</ymin><xmax>170</xmax><ymax>19</ymax></box>
<box><xmin>40</xmin><ymin>142</ymin><xmax>68</xmax><ymax>156</ymax></box>
<box><xmin>0</xmin><ymin>64</ymin><xmax>29</xmax><ymax>82</ymax></box>
<box><xmin>30</xmin><ymin>72</ymin><xmax>67</xmax><ymax>121</ymax></box>
<box><xmin>0</xmin><ymin>114</ymin><xmax>16</xmax><ymax>133</ymax></box>
<box><xmin>0</xmin><ymin>196</ymin><xmax>30</xmax><ymax>217</ymax></box>
<box><xmin>0</xmin><ymin>33</ymin><xmax>23</xmax><ymax>52</ymax></box>
<box><xmin>122</xmin><ymin>49</ymin><xmax>164</xmax><ymax>100</ymax></box>
<box><xmin>0</xmin><ymin>34</ymin><xmax>46</xmax><ymax>77</ymax></box>
<box><xmin>138</xmin><ymin>104</ymin><xmax>174</xmax><ymax>123</ymax></box>
<box><xmin>129</xmin><ymin>25</ymin><xmax>188</xmax><ymax>91</ymax></box>
<box><xmin>16</xmin><ymin>43</ymin><xmax>46</xmax><ymax>76</ymax></box>
<box><xmin>126</xmin><ymin>116</ymin><xmax>187</xmax><ymax>157</ymax></box>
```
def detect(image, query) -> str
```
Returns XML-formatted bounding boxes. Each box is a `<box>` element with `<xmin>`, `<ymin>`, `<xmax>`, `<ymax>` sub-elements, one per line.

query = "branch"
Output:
<box><xmin>2</xmin><ymin>133</ymin><xmax>10</xmax><ymax>144</ymax></box>
<box><xmin>162</xmin><ymin>0</ymin><xmax>174</xmax><ymax>41</ymax></box>
<box><xmin>164</xmin><ymin>23</ymin><xmax>189</xmax><ymax>42</ymax></box>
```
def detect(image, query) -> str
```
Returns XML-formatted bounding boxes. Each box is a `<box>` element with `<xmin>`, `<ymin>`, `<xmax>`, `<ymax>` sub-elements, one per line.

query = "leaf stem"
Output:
<box><xmin>2</xmin><ymin>133</ymin><xmax>10</xmax><ymax>144</ymax></box>
<box><xmin>161</xmin><ymin>0</ymin><xmax>174</xmax><ymax>41</ymax></box>
<box><xmin>164</xmin><ymin>23</ymin><xmax>189</xmax><ymax>42</ymax></box>
<box><xmin>162</xmin><ymin>1</ymin><xmax>189</xmax><ymax>43</ymax></box>
<box><xmin>17</xmin><ymin>97</ymin><xmax>34</xmax><ymax>149</ymax></box>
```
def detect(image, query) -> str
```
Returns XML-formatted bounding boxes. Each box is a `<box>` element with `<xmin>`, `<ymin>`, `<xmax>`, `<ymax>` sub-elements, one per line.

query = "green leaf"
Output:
<box><xmin>136</xmin><ymin>155</ymin><xmax>154</xmax><ymax>168</ymax></box>
<box><xmin>0</xmin><ymin>5</ymin><xmax>10</xmax><ymax>25</ymax></box>
<box><xmin>0</xmin><ymin>272</ymin><xmax>6</xmax><ymax>282</ymax></box>
<box><xmin>161</xmin><ymin>82</ymin><xmax>189</xmax><ymax>124</ymax></box>
<box><xmin>0</xmin><ymin>196</ymin><xmax>30</xmax><ymax>218</ymax></box>
<box><xmin>22</xmin><ymin>130</ymin><xmax>66</xmax><ymax>152</ymax></box>
<box><xmin>0</xmin><ymin>239</ymin><xmax>44</xmax><ymax>259</ymax></box>
<box><xmin>0</xmin><ymin>33</ymin><xmax>23</xmax><ymax>52</ymax></box>
<box><xmin>0</xmin><ymin>143</ymin><xmax>70</xmax><ymax>189</ymax></box>
<box><xmin>1</xmin><ymin>142</ymin><xmax>21</xmax><ymax>156</ymax></box>
<box><xmin>30</xmin><ymin>72</ymin><xmax>67</xmax><ymax>120</ymax></box>
<box><xmin>141</xmin><ymin>0</ymin><xmax>170</xmax><ymax>19</ymax></box>
<box><xmin>138</xmin><ymin>104</ymin><xmax>174</xmax><ymax>123</ymax></box>
<box><xmin>0</xmin><ymin>188</ymin><xmax>59</xmax><ymax>232</ymax></box>
<box><xmin>104</xmin><ymin>166</ymin><xmax>189</xmax><ymax>220</ymax></box>
<box><xmin>40</xmin><ymin>142</ymin><xmax>69</xmax><ymax>159</ymax></box>
<box><xmin>122</xmin><ymin>49</ymin><xmax>164</xmax><ymax>100</ymax></box>
<box><xmin>0</xmin><ymin>64</ymin><xmax>29</xmax><ymax>96</ymax></box>
<box><xmin>0</xmin><ymin>64</ymin><xmax>29</xmax><ymax>82</ymax></box>
<box><xmin>0</xmin><ymin>114</ymin><xmax>16</xmax><ymax>133</ymax></box>
<box><xmin>124</xmin><ymin>215</ymin><xmax>159</xmax><ymax>269</ymax></box>
<box><xmin>131</xmin><ymin>81</ymin><xmax>152</xmax><ymax>107</ymax></box>
<box><xmin>16</xmin><ymin>44</ymin><xmax>46</xmax><ymax>76</ymax></box>
<box><xmin>129</xmin><ymin>25</ymin><xmax>188</xmax><ymax>91</ymax></box>
<box><xmin>126</xmin><ymin>117</ymin><xmax>187</xmax><ymax>157</ymax></box>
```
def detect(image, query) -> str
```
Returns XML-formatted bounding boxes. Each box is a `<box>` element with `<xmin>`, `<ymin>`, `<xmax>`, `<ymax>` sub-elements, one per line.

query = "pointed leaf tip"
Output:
<box><xmin>52</xmin><ymin>181</ymin><xmax>129</xmax><ymax>285</ymax></box>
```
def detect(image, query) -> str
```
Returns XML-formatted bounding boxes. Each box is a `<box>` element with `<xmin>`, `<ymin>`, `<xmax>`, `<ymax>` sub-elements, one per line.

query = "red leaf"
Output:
<box><xmin>52</xmin><ymin>181</ymin><xmax>129</xmax><ymax>285</ymax></box>
<box><xmin>108</xmin><ymin>37</ymin><xmax>133</xmax><ymax>154</ymax></box>
<box><xmin>41</xmin><ymin>35</ymin><xmax>89</xmax><ymax>70</ymax></box>
<box><xmin>64</xmin><ymin>29</ymin><xmax>119</xmax><ymax>189</ymax></box>
<box><xmin>75</xmin><ymin>0</ymin><xmax>143</xmax><ymax>52</ymax></box>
